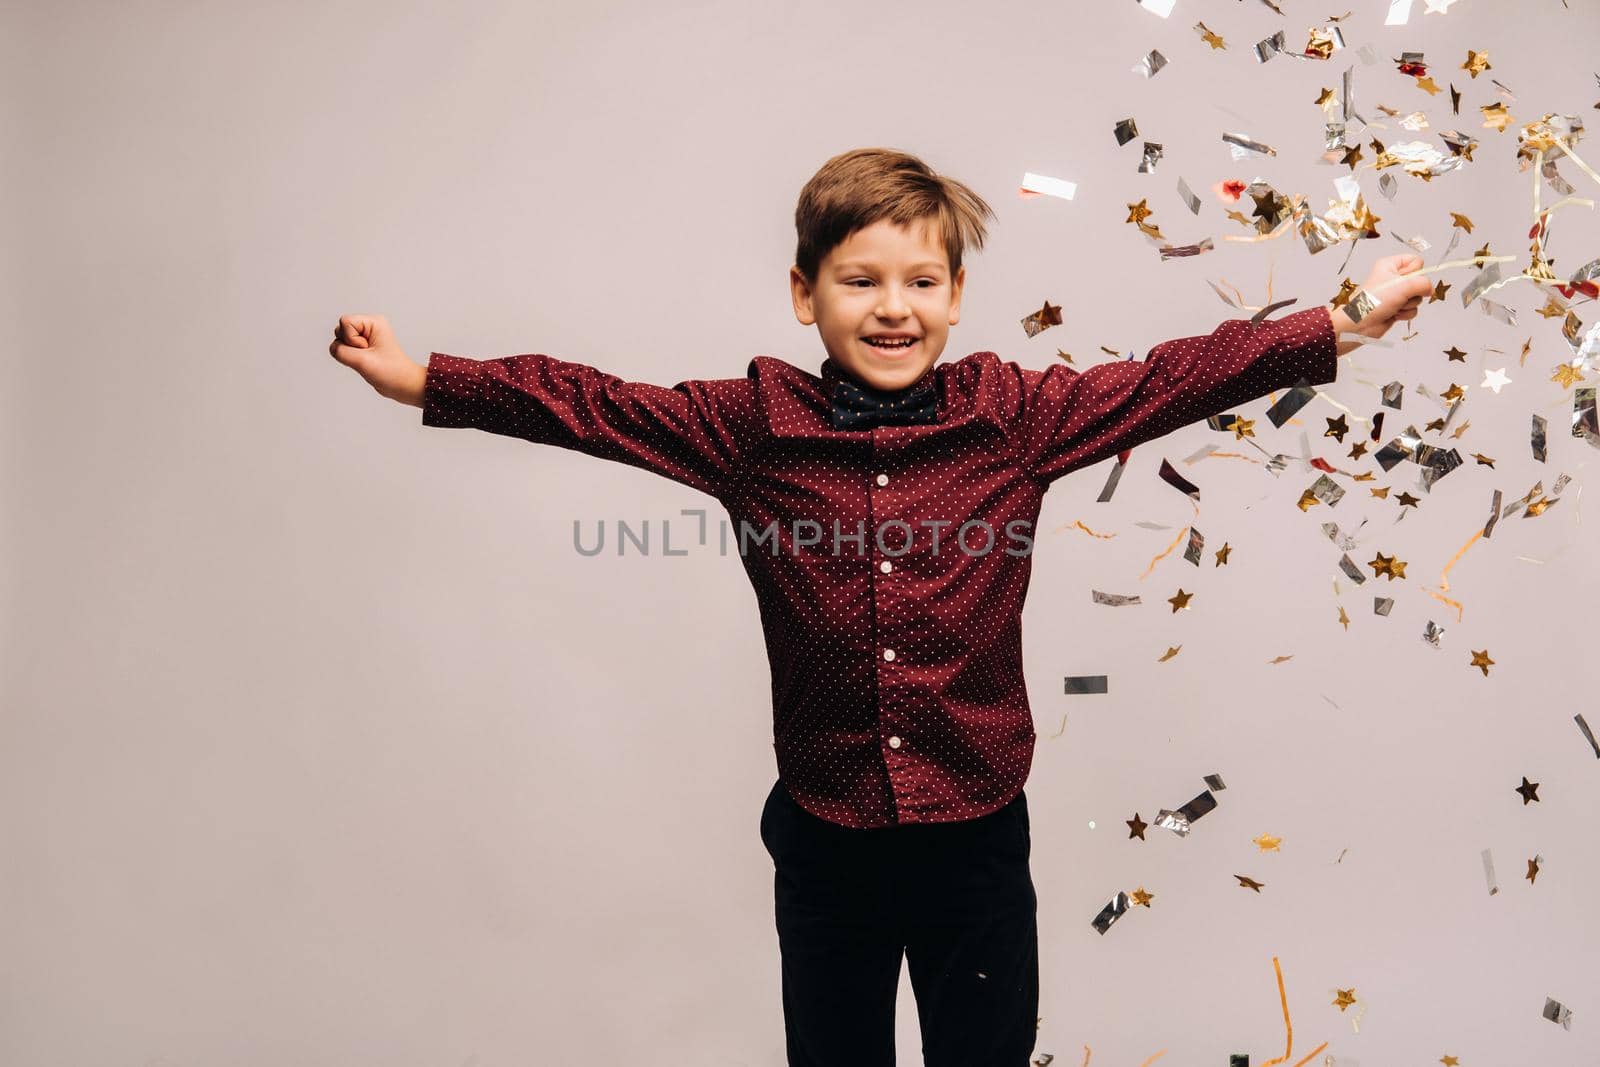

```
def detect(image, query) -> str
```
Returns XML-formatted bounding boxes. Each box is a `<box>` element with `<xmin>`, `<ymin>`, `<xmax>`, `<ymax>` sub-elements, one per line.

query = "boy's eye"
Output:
<box><xmin>847</xmin><ymin>279</ymin><xmax>937</xmax><ymax>287</ymax></box>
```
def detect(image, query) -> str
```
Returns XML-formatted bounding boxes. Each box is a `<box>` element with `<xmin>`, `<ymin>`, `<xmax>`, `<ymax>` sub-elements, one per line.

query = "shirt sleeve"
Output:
<box><xmin>1014</xmin><ymin>305</ymin><xmax>1338</xmax><ymax>486</ymax></box>
<box><xmin>420</xmin><ymin>351</ymin><xmax>751</xmax><ymax>500</ymax></box>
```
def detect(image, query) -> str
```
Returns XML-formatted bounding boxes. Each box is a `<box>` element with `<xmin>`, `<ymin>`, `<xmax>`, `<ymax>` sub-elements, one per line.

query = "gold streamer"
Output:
<box><xmin>1059</xmin><ymin>519</ymin><xmax>1117</xmax><ymax>539</ymax></box>
<box><xmin>1140</xmin><ymin>525</ymin><xmax>1190</xmax><ymax>579</ymax></box>
<box><xmin>1424</xmin><ymin>527</ymin><xmax>1483</xmax><ymax>623</ymax></box>
<box><xmin>1137</xmin><ymin>1052</ymin><xmax>1168</xmax><ymax>1067</ymax></box>
<box><xmin>1260</xmin><ymin>956</ymin><xmax>1295</xmax><ymax>1067</ymax></box>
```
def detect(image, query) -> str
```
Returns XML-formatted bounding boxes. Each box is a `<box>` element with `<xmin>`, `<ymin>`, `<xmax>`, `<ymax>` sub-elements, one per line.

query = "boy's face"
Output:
<box><xmin>790</xmin><ymin>216</ymin><xmax>965</xmax><ymax>392</ymax></box>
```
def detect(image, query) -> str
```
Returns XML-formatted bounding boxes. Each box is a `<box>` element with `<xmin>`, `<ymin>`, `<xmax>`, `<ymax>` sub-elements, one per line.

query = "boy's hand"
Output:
<box><xmin>1327</xmin><ymin>254</ymin><xmax>1433</xmax><ymax>345</ymax></box>
<box><xmin>328</xmin><ymin>313</ymin><xmax>428</xmax><ymax>407</ymax></box>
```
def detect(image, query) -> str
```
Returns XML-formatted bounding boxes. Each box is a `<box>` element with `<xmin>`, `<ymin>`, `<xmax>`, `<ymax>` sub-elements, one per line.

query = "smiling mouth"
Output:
<box><xmin>862</xmin><ymin>337</ymin><xmax>920</xmax><ymax>353</ymax></box>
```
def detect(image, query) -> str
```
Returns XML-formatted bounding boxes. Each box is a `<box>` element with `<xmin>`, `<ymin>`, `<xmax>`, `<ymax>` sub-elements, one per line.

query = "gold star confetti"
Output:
<box><xmin>1371</xmin><ymin>486</ymin><xmax>1391</xmax><ymax>499</ymax></box>
<box><xmin>1334</xmin><ymin>989</ymin><xmax>1357</xmax><ymax>1011</ymax></box>
<box><xmin>1553</xmin><ymin>362</ymin><xmax>1585</xmax><ymax>388</ymax></box>
<box><xmin>1235</xmin><ymin>875</ymin><xmax>1265</xmax><ymax>893</ymax></box>
<box><xmin>1526</xmin><ymin>857</ymin><xmax>1542</xmax><ymax>884</ymax></box>
<box><xmin>1470</xmin><ymin>649</ymin><xmax>1495</xmax><ymax>676</ymax></box>
<box><xmin>1441</xmin><ymin>1057</ymin><xmax>1460</xmax><ymax>1067</ymax></box>
<box><xmin>1450</xmin><ymin>83</ymin><xmax>1462</xmax><ymax>114</ymax></box>
<box><xmin>1340</xmin><ymin>143</ymin><xmax>1364</xmax><ymax>169</ymax></box>
<box><xmin>1196</xmin><ymin>21</ymin><xmax>1227</xmax><ymax>50</ymax></box>
<box><xmin>1215</xmin><ymin>543</ymin><xmax>1232</xmax><ymax>566</ymax></box>
<box><xmin>1535</xmin><ymin>296</ymin><xmax>1569</xmax><ymax>319</ymax></box>
<box><xmin>1126</xmin><ymin>198</ymin><xmax>1154</xmax><ymax>225</ymax></box>
<box><xmin>1168</xmin><ymin>588</ymin><xmax>1193</xmax><ymax>612</ymax></box>
<box><xmin>1158</xmin><ymin>645</ymin><xmax>1182</xmax><ymax>662</ymax></box>
<box><xmin>1462</xmin><ymin>50</ymin><xmax>1491</xmax><ymax>78</ymax></box>
<box><xmin>1130</xmin><ymin>886</ymin><xmax>1154</xmax><ymax>907</ymax></box>
<box><xmin>1227</xmin><ymin>415</ymin><xmax>1256</xmax><ymax>440</ymax></box>
<box><xmin>1331</xmin><ymin>277</ymin><xmax>1359</xmax><ymax>307</ymax></box>
<box><xmin>1315</xmin><ymin>87</ymin><xmax>1336</xmax><ymax>110</ymax></box>
<box><xmin>1370</xmin><ymin>552</ymin><xmax>1408</xmax><ymax>580</ymax></box>
<box><xmin>1396</xmin><ymin>491</ymin><xmax>1421</xmax><ymax>508</ymax></box>
<box><xmin>1444</xmin><ymin>345</ymin><xmax>1468</xmax><ymax>361</ymax></box>
<box><xmin>1416</xmin><ymin>75</ymin><xmax>1442</xmax><ymax>96</ymax></box>
<box><xmin>1473</xmin><ymin>241</ymin><xmax>1492</xmax><ymax>260</ymax></box>
<box><xmin>1338</xmin><ymin>605</ymin><xmax>1350</xmax><ymax>630</ymax></box>
<box><xmin>1296</xmin><ymin>488</ymin><xmax>1321</xmax><ymax>511</ymax></box>
<box><xmin>1127</xmin><ymin>812</ymin><xmax>1148</xmax><ymax>839</ymax></box>
<box><xmin>1515</xmin><ymin>776</ymin><xmax>1540</xmax><ymax>804</ymax></box>
<box><xmin>1253</xmin><ymin>833</ymin><xmax>1282</xmax><ymax>852</ymax></box>
<box><xmin>1349</xmin><ymin>441</ymin><xmax>1369</xmax><ymax>460</ymax></box>
<box><xmin>1426</xmin><ymin>416</ymin><xmax>1448</xmax><ymax>433</ymax></box>
<box><xmin>1481</xmin><ymin>102</ymin><xmax>1511</xmax><ymax>131</ymax></box>
<box><xmin>1440</xmin><ymin>382</ymin><xmax>1466</xmax><ymax>402</ymax></box>
<box><xmin>1450</xmin><ymin>212</ymin><xmax>1474</xmax><ymax>233</ymax></box>
<box><xmin>1325</xmin><ymin>413</ymin><xmax>1350</xmax><ymax>443</ymax></box>
<box><xmin>1268</xmin><ymin>654</ymin><xmax>1294</xmax><ymax>664</ymax></box>
<box><xmin>1431</xmin><ymin>280</ymin><xmax>1452</xmax><ymax>302</ymax></box>
<box><xmin>1473</xmin><ymin>452</ymin><xmax>1495</xmax><ymax>467</ymax></box>
<box><xmin>1054</xmin><ymin>348</ymin><xmax>1075</xmax><ymax>365</ymax></box>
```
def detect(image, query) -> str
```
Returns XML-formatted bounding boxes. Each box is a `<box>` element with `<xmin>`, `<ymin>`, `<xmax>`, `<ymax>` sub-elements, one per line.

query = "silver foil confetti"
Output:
<box><xmin>1479</xmin><ymin>297</ymin><xmax>1517</xmax><ymax>327</ymax></box>
<box><xmin>1176</xmin><ymin>175</ymin><xmax>1201</xmax><ymax>214</ymax></box>
<box><xmin>1423</xmin><ymin>620</ymin><xmax>1445</xmax><ymax>648</ymax></box>
<box><xmin>1374</xmin><ymin>596</ymin><xmax>1394</xmax><ymax>616</ymax></box>
<box><xmin>1159</xmin><ymin>237</ymin><xmax>1214</xmax><ymax>259</ymax></box>
<box><xmin>1223</xmin><ymin>131</ymin><xmax>1278</xmax><ymax>157</ymax></box>
<box><xmin>1542</xmin><ymin>996</ymin><xmax>1574</xmax><ymax>1030</ymax></box>
<box><xmin>1344</xmin><ymin>289</ymin><xmax>1379</xmax><ymax>324</ymax></box>
<box><xmin>1254</xmin><ymin>29</ymin><xmax>1288</xmax><ymax>63</ymax></box>
<box><xmin>1265</xmin><ymin>378</ymin><xmax>1320</xmax><ymax>428</ymax></box>
<box><xmin>1308</xmin><ymin>473</ymin><xmax>1347</xmax><ymax>507</ymax></box>
<box><xmin>1573</xmin><ymin>387</ymin><xmax>1599</xmax><ymax>445</ymax></box>
<box><xmin>1092</xmin><ymin>590</ymin><xmax>1143</xmax><ymax>607</ymax></box>
<box><xmin>1250</xmin><ymin>298</ymin><xmax>1299</xmax><ymax>323</ymax></box>
<box><xmin>1134</xmin><ymin>49</ymin><xmax>1168</xmax><ymax>78</ymax></box>
<box><xmin>1338</xmin><ymin>554</ymin><xmax>1367</xmax><ymax>583</ymax></box>
<box><xmin>1575</xmin><ymin>713</ymin><xmax>1600</xmax><ymax>758</ymax></box>
<box><xmin>1483</xmin><ymin>489</ymin><xmax>1503</xmax><ymax>537</ymax></box>
<box><xmin>1382</xmin><ymin>381</ymin><xmax>1405</xmax><ymax>408</ymax></box>
<box><xmin>1203</xmin><ymin>774</ymin><xmax>1227</xmax><ymax>791</ymax></box>
<box><xmin>1533</xmin><ymin>414</ymin><xmax>1549</xmax><ymax>461</ymax></box>
<box><xmin>1138</xmin><ymin>141</ymin><xmax>1164</xmax><ymax>173</ymax></box>
<box><xmin>1091</xmin><ymin>892</ymin><xmax>1131</xmax><ymax>935</ymax></box>
<box><xmin>1096</xmin><ymin>453</ymin><xmax>1127</xmax><ymax>502</ymax></box>
<box><xmin>1064</xmin><ymin>676</ymin><xmax>1109</xmax><ymax>695</ymax></box>
<box><xmin>1114</xmin><ymin>117</ymin><xmax>1139</xmax><ymax>145</ymax></box>
<box><xmin>1183</xmin><ymin>527</ymin><xmax>1205</xmax><ymax>565</ymax></box>
<box><xmin>1462</xmin><ymin>260</ymin><xmax>1505</xmax><ymax>308</ymax></box>
<box><xmin>1155</xmin><ymin>789</ymin><xmax>1218</xmax><ymax>836</ymax></box>
<box><xmin>1482</xmin><ymin>848</ymin><xmax>1499</xmax><ymax>896</ymax></box>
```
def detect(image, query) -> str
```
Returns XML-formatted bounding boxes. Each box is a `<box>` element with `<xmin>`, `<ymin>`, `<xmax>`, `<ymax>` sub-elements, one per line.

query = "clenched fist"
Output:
<box><xmin>327</xmin><ymin>314</ymin><xmax>428</xmax><ymax>407</ymax></box>
<box><xmin>1328</xmin><ymin>254</ymin><xmax>1434</xmax><ymax>344</ymax></box>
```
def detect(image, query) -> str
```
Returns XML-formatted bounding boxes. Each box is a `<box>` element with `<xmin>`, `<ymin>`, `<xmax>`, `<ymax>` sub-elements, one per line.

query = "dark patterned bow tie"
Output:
<box><xmin>828</xmin><ymin>369</ymin><xmax>939</xmax><ymax>430</ymax></box>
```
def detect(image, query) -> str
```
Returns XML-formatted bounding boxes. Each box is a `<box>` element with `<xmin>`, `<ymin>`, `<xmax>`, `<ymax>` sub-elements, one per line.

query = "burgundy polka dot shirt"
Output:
<box><xmin>421</xmin><ymin>306</ymin><xmax>1337</xmax><ymax>828</ymax></box>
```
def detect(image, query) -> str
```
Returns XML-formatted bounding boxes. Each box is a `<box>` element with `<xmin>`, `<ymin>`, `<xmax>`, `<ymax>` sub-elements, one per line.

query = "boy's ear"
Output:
<box><xmin>949</xmin><ymin>265</ymin><xmax>965</xmax><ymax>325</ymax></box>
<box><xmin>790</xmin><ymin>265</ymin><xmax>817</xmax><ymax>326</ymax></box>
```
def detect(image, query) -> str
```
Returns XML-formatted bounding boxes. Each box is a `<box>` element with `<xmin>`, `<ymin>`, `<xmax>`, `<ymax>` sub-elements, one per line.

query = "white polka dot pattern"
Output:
<box><xmin>421</xmin><ymin>306</ymin><xmax>1338</xmax><ymax>828</ymax></box>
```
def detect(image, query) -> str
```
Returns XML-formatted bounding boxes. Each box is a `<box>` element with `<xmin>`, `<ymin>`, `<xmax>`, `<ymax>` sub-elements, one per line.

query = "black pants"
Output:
<box><xmin>759</xmin><ymin>778</ymin><xmax>1039</xmax><ymax>1066</ymax></box>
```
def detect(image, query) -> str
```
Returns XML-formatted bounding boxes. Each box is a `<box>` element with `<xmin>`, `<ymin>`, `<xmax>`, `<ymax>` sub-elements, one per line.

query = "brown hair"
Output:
<box><xmin>793</xmin><ymin>148</ymin><xmax>996</xmax><ymax>286</ymax></box>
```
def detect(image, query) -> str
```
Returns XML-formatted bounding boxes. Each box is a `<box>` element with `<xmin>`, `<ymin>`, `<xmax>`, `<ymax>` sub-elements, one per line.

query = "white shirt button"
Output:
<box><xmin>883</xmin><ymin>648</ymin><xmax>896</xmax><ymax>661</ymax></box>
<box><xmin>888</xmin><ymin>736</ymin><xmax>902</xmax><ymax>749</ymax></box>
<box><xmin>875</xmin><ymin>473</ymin><xmax>889</xmax><ymax>486</ymax></box>
<box><xmin>879</xmin><ymin>560</ymin><xmax>893</xmax><ymax>573</ymax></box>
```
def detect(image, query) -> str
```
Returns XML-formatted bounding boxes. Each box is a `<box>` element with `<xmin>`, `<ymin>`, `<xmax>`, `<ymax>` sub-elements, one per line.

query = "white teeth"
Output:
<box><xmin>866</xmin><ymin>338</ymin><xmax>915</xmax><ymax>348</ymax></box>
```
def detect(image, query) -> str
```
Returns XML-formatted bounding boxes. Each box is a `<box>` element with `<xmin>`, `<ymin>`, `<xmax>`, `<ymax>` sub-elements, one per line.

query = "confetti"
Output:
<box><xmin>1064</xmin><ymin>675</ymin><xmax>1109</xmax><ymax>695</ymax></box>
<box><xmin>1019</xmin><ymin>172</ymin><xmax>1078</xmax><ymax>201</ymax></box>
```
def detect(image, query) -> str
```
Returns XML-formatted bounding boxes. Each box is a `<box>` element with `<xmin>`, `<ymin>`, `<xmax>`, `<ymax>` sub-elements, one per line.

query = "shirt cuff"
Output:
<box><xmin>1271</xmin><ymin>306</ymin><xmax>1339</xmax><ymax>387</ymax></box>
<box><xmin>420</xmin><ymin>352</ymin><xmax>484</xmax><ymax>428</ymax></box>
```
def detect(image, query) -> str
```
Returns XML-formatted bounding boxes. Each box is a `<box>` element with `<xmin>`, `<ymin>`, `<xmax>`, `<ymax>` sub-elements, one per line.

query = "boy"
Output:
<box><xmin>328</xmin><ymin>147</ymin><xmax>1429</xmax><ymax>1065</ymax></box>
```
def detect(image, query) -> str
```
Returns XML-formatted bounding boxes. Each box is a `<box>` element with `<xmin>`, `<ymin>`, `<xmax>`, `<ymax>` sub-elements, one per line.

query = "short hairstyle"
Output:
<box><xmin>793</xmin><ymin>148</ymin><xmax>996</xmax><ymax>286</ymax></box>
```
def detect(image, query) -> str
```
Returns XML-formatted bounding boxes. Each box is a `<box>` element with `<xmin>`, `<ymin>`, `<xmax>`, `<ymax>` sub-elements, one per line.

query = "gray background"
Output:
<box><xmin>4</xmin><ymin>1</ymin><xmax>1598</xmax><ymax>1064</ymax></box>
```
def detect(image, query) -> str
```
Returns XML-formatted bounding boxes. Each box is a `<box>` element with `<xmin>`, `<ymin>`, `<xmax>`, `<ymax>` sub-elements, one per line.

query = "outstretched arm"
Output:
<box><xmin>329</xmin><ymin>313</ymin><xmax>748</xmax><ymax>500</ymax></box>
